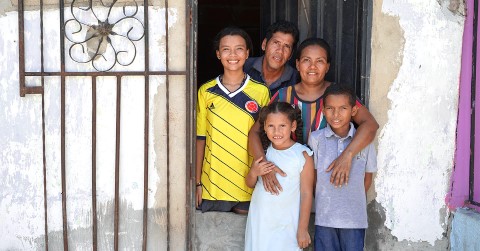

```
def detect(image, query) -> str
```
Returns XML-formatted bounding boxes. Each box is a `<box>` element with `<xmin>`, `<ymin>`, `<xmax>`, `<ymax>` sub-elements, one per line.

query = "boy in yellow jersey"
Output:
<box><xmin>196</xmin><ymin>27</ymin><xmax>270</xmax><ymax>214</ymax></box>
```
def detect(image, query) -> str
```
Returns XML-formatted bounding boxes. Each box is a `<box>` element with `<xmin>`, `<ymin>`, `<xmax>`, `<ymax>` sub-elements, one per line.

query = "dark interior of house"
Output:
<box><xmin>197</xmin><ymin>0</ymin><xmax>262</xmax><ymax>86</ymax></box>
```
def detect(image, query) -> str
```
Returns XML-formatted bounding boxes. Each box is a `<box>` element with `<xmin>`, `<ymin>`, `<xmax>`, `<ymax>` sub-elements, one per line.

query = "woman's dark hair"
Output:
<box><xmin>295</xmin><ymin>37</ymin><xmax>331</xmax><ymax>63</ymax></box>
<box><xmin>265</xmin><ymin>20</ymin><xmax>300</xmax><ymax>48</ymax></box>
<box><xmin>258</xmin><ymin>102</ymin><xmax>304</xmax><ymax>150</ymax></box>
<box><xmin>212</xmin><ymin>26</ymin><xmax>253</xmax><ymax>55</ymax></box>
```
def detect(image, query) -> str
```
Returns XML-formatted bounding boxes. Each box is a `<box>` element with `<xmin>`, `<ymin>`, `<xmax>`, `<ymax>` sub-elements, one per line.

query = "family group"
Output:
<box><xmin>195</xmin><ymin>21</ymin><xmax>379</xmax><ymax>251</ymax></box>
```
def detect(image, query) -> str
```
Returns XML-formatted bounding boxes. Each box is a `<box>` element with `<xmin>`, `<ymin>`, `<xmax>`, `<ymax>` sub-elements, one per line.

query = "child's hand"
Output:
<box><xmin>251</xmin><ymin>157</ymin><xmax>275</xmax><ymax>177</ymax></box>
<box><xmin>297</xmin><ymin>228</ymin><xmax>311</xmax><ymax>249</ymax></box>
<box><xmin>195</xmin><ymin>186</ymin><xmax>202</xmax><ymax>209</ymax></box>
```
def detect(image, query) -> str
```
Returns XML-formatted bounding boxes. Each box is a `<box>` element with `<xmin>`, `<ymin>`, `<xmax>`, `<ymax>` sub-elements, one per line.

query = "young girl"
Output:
<box><xmin>196</xmin><ymin>27</ymin><xmax>270</xmax><ymax>214</ymax></box>
<box><xmin>244</xmin><ymin>102</ymin><xmax>314</xmax><ymax>250</ymax></box>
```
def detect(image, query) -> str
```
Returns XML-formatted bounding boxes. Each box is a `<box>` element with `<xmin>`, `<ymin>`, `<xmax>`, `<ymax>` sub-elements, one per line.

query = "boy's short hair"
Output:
<box><xmin>323</xmin><ymin>84</ymin><xmax>356</xmax><ymax>107</ymax></box>
<box><xmin>265</xmin><ymin>20</ymin><xmax>299</xmax><ymax>48</ymax></box>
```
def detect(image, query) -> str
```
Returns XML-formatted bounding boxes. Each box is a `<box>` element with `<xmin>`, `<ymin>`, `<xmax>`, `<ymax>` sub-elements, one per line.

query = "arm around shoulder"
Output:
<box><xmin>350</xmin><ymin>106</ymin><xmax>379</xmax><ymax>152</ymax></box>
<box><xmin>248</xmin><ymin>120</ymin><xmax>265</xmax><ymax>160</ymax></box>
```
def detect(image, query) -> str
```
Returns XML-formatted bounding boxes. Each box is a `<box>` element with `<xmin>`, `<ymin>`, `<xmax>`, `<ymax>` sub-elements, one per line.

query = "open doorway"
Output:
<box><xmin>197</xmin><ymin>0</ymin><xmax>262</xmax><ymax>86</ymax></box>
<box><xmin>191</xmin><ymin>0</ymin><xmax>372</xmax><ymax>249</ymax></box>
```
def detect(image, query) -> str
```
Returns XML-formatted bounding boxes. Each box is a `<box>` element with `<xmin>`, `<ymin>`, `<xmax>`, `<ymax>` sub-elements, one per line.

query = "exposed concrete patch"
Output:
<box><xmin>369</xmin><ymin>0</ymin><xmax>404</xmax><ymax>141</ymax></box>
<box><xmin>366</xmin><ymin>201</ymin><xmax>449</xmax><ymax>250</ymax></box>
<box><xmin>437</xmin><ymin>0</ymin><xmax>466</xmax><ymax>16</ymax></box>
<box><xmin>194</xmin><ymin>211</ymin><xmax>247</xmax><ymax>251</ymax></box>
<box><xmin>0</xmin><ymin>0</ymin><xmax>14</xmax><ymax>15</ymax></box>
<box><xmin>193</xmin><ymin>211</ymin><xmax>317</xmax><ymax>251</ymax></box>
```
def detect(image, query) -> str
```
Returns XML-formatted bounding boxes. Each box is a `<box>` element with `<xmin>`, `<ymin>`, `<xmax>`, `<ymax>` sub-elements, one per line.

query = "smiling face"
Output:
<box><xmin>262</xmin><ymin>32</ymin><xmax>295</xmax><ymax>71</ymax></box>
<box><xmin>216</xmin><ymin>35</ymin><xmax>249</xmax><ymax>73</ymax></box>
<box><xmin>264</xmin><ymin>112</ymin><xmax>297</xmax><ymax>150</ymax></box>
<box><xmin>296</xmin><ymin>45</ymin><xmax>330</xmax><ymax>85</ymax></box>
<box><xmin>323</xmin><ymin>94</ymin><xmax>358</xmax><ymax>137</ymax></box>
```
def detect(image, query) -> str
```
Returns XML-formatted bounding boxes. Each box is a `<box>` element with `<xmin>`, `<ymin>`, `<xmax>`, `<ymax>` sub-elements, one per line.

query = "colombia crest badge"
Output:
<box><xmin>245</xmin><ymin>101</ymin><xmax>259</xmax><ymax>113</ymax></box>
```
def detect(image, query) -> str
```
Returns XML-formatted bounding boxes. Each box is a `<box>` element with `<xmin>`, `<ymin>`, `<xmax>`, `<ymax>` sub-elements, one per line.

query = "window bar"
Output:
<box><xmin>39</xmin><ymin>0</ymin><xmax>49</xmax><ymax>249</ymax></box>
<box><xmin>270</xmin><ymin>0</ymin><xmax>276</xmax><ymax>24</ymax></box>
<box><xmin>114</xmin><ymin>76</ymin><xmax>122</xmax><ymax>251</ymax></box>
<box><xmin>470</xmin><ymin>0</ymin><xmax>480</xmax><ymax>207</ymax></box>
<box><xmin>42</xmin><ymin>96</ymin><xmax>49</xmax><ymax>251</ymax></box>
<box><xmin>318</xmin><ymin>0</ymin><xmax>325</xmax><ymax>38</ymax></box>
<box><xmin>185</xmin><ymin>2</ymin><xmax>194</xmax><ymax>250</ymax></box>
<box><xmin>92</xmin><ymin>77</ymin><xmax>98</xmax><ymax>251</ymax></box>
<box><xmin>354</xmin><ymin>0</ymin><xmax>362</xmax><ymax>100</ymax></box>
<box><xmin>335</xmin><ymin>0</ymin><xmax>343</xmax><ymax>84</ymax></box>
<box><xmin>18</xmin><ymin>0</ymin><xmax>25</xmax><ymax>97</ymax></box>
<box><xmin>142</xmin><ymin>0</ymin><xmax>150</xmax><ymax>249</ymax></box>
<box><xmin>165</xmin><ymin>1</ymin><xmax>171</xmax><ymax>249</ymax></box>
<box><xmin>60</xmin><ymin>77</ymin><xmax>67</xmax><ymax>251</ymax></box>
<box><xmin>59</xmin><ymin>0</ymin><xmax>69</xmax><ymax>248</ymax></box>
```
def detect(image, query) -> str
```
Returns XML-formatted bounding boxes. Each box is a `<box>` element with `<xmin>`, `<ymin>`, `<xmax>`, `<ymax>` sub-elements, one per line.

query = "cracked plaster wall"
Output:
<box><xmin>368</xmin><ymin>0</ymin><xmax>464</xmax><ymax>249</ymax></box>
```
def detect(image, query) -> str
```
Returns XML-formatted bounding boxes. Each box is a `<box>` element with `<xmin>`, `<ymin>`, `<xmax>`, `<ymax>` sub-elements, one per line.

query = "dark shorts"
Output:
<box><xmin>198</xmin><ymin>199</ymin><xmax>250</xmax><ymax>213</ymax></box>
<box><xmin>314</xmin><ymin>225</ymin><xmax>365</xmax><ymax>251</ymax></box>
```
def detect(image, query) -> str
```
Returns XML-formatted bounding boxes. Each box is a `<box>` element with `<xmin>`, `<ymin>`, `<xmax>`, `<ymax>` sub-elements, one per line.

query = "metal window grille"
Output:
<box><xmin>17</xmin><ymin>0</ymin><xmax>191</xmax><ymax>249</ymax></box>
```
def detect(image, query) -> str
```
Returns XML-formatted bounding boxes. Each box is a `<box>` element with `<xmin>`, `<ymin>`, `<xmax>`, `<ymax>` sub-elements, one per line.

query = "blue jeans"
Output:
<box><xmin>314</xmin><ymin>225</ymin><xmax>365</xmax><ymax>251</ymax></box>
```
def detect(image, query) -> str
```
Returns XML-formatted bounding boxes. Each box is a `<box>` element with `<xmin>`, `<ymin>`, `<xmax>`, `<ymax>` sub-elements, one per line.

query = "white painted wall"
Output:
<box><xmin>0</xmin><ymin>3</ymin><xmax>187</xmax><ymax>250</ymax></box>
<box><xmin>371</xmin><ymin>0</ymin><xmax>463</xmax><ymax>246</ymax></box>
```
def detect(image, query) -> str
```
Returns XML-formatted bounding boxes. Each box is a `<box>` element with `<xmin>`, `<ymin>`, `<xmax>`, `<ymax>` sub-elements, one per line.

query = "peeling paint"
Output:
<box><xmin>370</xmin><ymin>0</ymin><xmax>463</xmax><ymax>246</ymax></box>
<box><xmin>370</xmin><ymin>0</ymin><xmax>405</xmax><ymax>139</ymax></box>
<box><xmin>366</xmin><ymin>201</ymin><xmax>449</xmax><ymax>250</ymax></box>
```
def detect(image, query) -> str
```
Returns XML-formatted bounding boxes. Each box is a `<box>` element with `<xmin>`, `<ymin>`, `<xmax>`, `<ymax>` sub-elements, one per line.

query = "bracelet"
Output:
<box><xmin>196</xmin><ymin>182</ymin><xmax>202</xmax><ymax>187</ymax></box>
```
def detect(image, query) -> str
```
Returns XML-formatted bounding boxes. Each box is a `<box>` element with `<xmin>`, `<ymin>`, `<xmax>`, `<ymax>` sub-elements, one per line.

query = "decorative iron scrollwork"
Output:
<box><xmin>64</xmin><ymin>0</ymin><xmax>145</xmax><ymax>72</ymax></box>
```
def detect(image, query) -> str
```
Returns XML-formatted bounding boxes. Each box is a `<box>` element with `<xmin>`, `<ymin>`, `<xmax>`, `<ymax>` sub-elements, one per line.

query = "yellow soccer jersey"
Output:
<box><xmin>196</xmin><ymin>75</ymin><xmax>270</xmax><ymax>201</ymax></box>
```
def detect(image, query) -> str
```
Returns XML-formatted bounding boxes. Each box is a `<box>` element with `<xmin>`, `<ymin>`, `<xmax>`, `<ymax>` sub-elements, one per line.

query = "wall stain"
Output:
<box><xmin>437</xmin><ymin>0</ymin><xmax>466</xmax><ymax>16</ymax></box>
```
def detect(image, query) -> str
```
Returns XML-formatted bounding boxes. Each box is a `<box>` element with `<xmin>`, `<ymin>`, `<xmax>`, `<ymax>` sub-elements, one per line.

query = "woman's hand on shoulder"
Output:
<box><xmin>251</xmin><ymin>157</ymin><xmax>275</xmax><ymax>177</ymax></box>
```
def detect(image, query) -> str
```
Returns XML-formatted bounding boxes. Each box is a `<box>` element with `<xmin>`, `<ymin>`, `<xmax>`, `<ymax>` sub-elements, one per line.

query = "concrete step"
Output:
<box><xmin>192</xmin><ymin>210</ymin><xmax>315</xmax><ymax>251</ymax></box>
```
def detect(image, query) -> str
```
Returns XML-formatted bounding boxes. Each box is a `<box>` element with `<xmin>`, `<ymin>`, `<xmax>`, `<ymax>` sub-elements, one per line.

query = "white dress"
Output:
<box><xmin>245</xmin><ymin>143</ymin><xmax>313</xmax><ymax>251</ymax></box>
